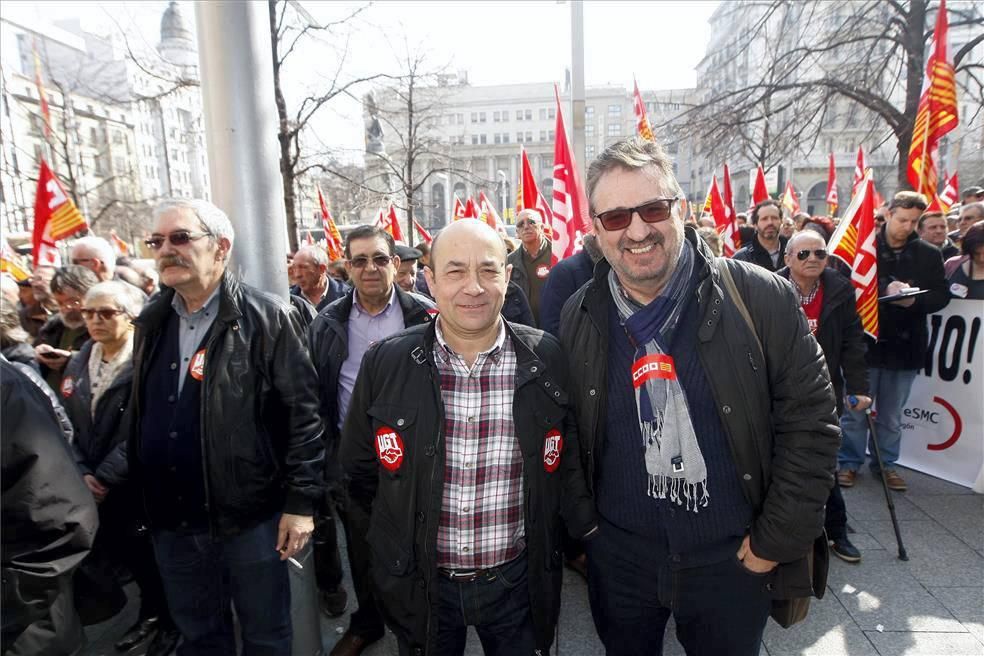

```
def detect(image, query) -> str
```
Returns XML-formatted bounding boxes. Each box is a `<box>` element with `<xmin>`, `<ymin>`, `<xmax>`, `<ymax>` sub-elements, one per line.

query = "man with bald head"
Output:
<box><xmin>777</xmin><ymin>230</ymin><xmax>870</xmax><ymax>564</ymax></box>
<box><xmin>341</xmin><ymin>219</ymin><xmax>597</xmax><ymax>655</ymax></box>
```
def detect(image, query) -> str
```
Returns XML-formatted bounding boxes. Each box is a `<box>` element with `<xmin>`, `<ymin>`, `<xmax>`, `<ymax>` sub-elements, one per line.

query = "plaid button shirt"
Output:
<box><xmin>433</xmin><ymin>318</ymin><xmax>524</xmax><ymax>569</ymax></box>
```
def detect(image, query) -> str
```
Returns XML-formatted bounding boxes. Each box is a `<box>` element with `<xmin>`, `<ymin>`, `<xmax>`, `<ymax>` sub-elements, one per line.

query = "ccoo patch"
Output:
<box><xmin>60</xmin><ymin>376</ymin><xmax>74</xmax><ymax>398</ymax></box>
<box><xmin>189</xmin><ymin>349</ymin><xmax>206</xmax><ymax>381</ymax></box>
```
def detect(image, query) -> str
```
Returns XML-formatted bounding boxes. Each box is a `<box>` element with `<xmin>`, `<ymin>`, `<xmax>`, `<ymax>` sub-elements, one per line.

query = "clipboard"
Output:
<box><xmin>878</xmin><ymin>289</ymin><xmax>930</xmax><ymax>302</ymax></box>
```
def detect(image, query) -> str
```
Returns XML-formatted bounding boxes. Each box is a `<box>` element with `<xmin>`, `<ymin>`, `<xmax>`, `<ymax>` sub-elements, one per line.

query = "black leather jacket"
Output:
<box><xmin>340</xmin><ymin>321</ymin><xmax>597</xmax><ymax>654</ymax></box>
<box><xmin>129</xmin><ymin>273</ymin><xmax>324</xmax><ymax>536</ymax></box>
<box><xmin>62</xmin><ymin>340</ymin><xmax>132</xmax><ymax>487</ymax></box>
<box><xmin>560</xmin><ymin>228</ymin><xmax>839</xmax><ymax>599</ymax></box>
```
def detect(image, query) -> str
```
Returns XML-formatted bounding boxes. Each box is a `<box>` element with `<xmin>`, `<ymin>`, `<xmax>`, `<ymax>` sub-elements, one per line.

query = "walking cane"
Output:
<box><xmin>851</xmin><ymin>396</ymin><xmax>908</xmax><ymax>561</ymax></box>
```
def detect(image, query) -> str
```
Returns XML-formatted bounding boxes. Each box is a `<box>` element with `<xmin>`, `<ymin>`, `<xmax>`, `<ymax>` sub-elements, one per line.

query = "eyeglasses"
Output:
<box><xmin>592</xmin><ymin>197</ymin><xmax>680</xmax><ymax>231</ymax></box>
<box><xmin>144</xmin><ymin>230</ymin><xmax>211</xmax><ymax>250</ymax></box>
<box><xmin>890</xmin><ymin>199</ymin><xmax>927</xmax><ymax>211</ymax></box>
<box><xmin>795</xmin><ymin>249</ymin><xmax>828</xmax><ymax>261</ymax></box>
<box><xmin>71</xmin><ymin>257</ymin><xmax>97</xmax><ymax>266</ymax></box>
<box><xmin>349</xmin><ymin>254</ymin><xmax>393</xmax><ymax>269</ymax></box>
<box><xmin>516</xmin><ymin>219</ymin><xmax>540</xmax><ymax>229</ymax></box>
<box><xmin>81</xmin><ymin>308</ymin><xmax>127</xmax><ymax>320</ymax></box>
<box><xmin>56</xmin><ymin>298</ymin><xmax>82</xmax><ymax>310</ymax></box>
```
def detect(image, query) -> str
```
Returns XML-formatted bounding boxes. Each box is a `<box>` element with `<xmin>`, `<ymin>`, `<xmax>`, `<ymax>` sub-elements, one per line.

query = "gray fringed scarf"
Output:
<box><xmin>608</xmin><ymin>241</ymin><xmax>709</xmax><ymax>512</ymax></box>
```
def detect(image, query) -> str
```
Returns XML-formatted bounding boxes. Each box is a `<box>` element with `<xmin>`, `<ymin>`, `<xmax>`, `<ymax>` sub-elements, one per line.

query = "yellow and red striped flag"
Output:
<box><xmin>907</xmin><ymin>0</ymin><xmax>958</xmax><ymax>205</ymax></box>
<box><xmin>33</xmin><ymin>159</ymin><xmax>86</xmax><ymax>266</ymax></box>
<box><xmin>632</xmin><ymin>77</ymin><xmax>655</xmax><ymax>142</ymax></box>
<box><xmin>828</xmin><ymin>171</ymin><xmax>878</xmax><ymax>339</ymax></box>
<box><xmin>826</xmin><ymin>153</ymin><xmax>839</xmax><ymax>216</ymax></box>
<box><xmin>317</xmin><ymin>187</ymin><xmax>344</xmax><ymax>261</ymax></box>
<box><xmin>1</xmin><ymin>241</ymin><xmax>30</xmax><ymax>281</ymax></box>
<box><xmin>110</xmin><ymin>230</ymin><xmax>129</xmax><ymax>257</ymax></box>
<box><xmin>32</xmin><ymin>42</ymin><xmax>52</xmax><ymax>139</ymax></box>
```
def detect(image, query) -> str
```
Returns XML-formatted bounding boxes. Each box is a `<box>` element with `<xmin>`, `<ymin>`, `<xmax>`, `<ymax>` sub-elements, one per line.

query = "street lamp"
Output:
<box><xmin>496</xmin><ymin>170</ymin><xmax>507</xmax><ymax>216</ymax></box>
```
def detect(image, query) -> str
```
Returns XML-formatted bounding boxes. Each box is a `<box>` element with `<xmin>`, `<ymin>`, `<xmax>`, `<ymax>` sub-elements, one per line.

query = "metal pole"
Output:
<box><xmin>861</xmin><ymin>406</ymin><xmax>909</xmax><ymax>561</ymax></box>
<box><xmin>195</xmin><ymin>1</ymin><xmax>288</xmax><ymax>298</ymax></box>
<box><xmin>569</xmin><ymin>1</ymin><xmax>586</xmax><ymax>169</ymax></box>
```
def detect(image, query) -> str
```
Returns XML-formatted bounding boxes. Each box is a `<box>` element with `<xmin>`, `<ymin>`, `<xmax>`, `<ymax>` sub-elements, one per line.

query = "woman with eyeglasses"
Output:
<box><xmin>59</xmin><ymin>281</ymin><xmax>180</xmax><ymax>655</ymax></box>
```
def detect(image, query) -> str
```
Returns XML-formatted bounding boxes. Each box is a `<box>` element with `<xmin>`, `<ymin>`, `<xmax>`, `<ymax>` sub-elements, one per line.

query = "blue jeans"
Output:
<box><xmin>152</xmin><ymin>515</ymin><xmax>291</xmax><ymax>656</ymax></box>
<box><xmin>399</xmin><ymin>554</ymin><xmax>536</xmax><ymax>656</ymax></box>
<box><xmin>838</xmin><ymin>367</ymin><xmax>918</xmax><ymax>473</ymax></box>
<box><xmin>586</xmin><ymin>521</ymin><xmax>771</xmax><ymax>656</ymax></box>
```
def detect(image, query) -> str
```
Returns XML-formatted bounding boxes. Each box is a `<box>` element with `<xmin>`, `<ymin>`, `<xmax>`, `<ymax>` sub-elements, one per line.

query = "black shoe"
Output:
<box><xmin>830</xmin><ymin>537</ymin><xmax>862</xmax><ymax>563</ymax></box>
<box><xmin>114</xmin><ymin>617</ymin><xmax>159</xmax><ymax>651</ymax></box>
<box><xmin>319</xmin><ymin>585</ymin><xmax>348</xmax><ymax>617</ymax></box>
<box><xmin>146</xmin><ymin>626</ymin><xmax>181</xmax><ymax>656</ymax></box>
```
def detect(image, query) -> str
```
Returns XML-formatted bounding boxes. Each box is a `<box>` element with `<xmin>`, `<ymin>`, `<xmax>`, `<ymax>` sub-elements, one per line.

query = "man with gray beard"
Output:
<box><xmin>34</xmin><ymin>265</ymin><xmax>98</xmax><ymax>390</ymax></box>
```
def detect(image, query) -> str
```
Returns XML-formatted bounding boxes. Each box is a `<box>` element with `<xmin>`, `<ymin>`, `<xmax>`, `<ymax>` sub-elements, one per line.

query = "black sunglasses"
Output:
<box><xmin>593</xmin><ymin>197</ymin><xmax>679</xmax><ymax>231</ymax></box>
<box><xmin>145</xmin><ymin>230</ymin><xmax>211</xmax><ymax>250</ymax></box>
<box><xmin>81</xmin><ymin>308</ymin><xmax>127</xmax><ymax>320</ymax></box>
<box><xmin>516</xmin><ymin>219</ymin><xmax>541</xmax><ymax>229</ymax></box>
<box><xmin>795</xmin><ymin>249</ymin><xmax>828</xmax><ymax>261</ymax></box>
<box><xmin>349</xmin><ymin>254</ymin><xmax>393</xmax><ymax>269</ymax></box>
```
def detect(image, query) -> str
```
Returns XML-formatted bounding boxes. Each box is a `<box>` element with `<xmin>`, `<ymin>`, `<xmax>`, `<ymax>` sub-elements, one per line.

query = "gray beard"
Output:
<box><xmin>61</xmin><ymin>314</ymin><xmax>85</xmax><ymax>329</ymax></box>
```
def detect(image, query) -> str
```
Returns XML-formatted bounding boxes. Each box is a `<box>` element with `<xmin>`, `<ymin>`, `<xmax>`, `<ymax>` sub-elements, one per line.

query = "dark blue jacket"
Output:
<box><xmin>540</xmin><ymin>247</ymin><xmax>596</xmax><ymax>337</ymax></box>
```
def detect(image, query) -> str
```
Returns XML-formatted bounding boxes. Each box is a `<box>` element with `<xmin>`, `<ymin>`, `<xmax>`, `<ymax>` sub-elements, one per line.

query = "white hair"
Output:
<box><xmin>85</xmin><ymin>280</ymin><xmax>145</xmax><ymax>318</ymax></box>
<box><xmin>71</xmin><ymin>236</ymin><xmax>116</xmax><ymax>276</ymax></box>
<box><xmin>294</xmin><ymin>244</ymin><xmax>329</xmax><ymax>268</ymax></box>
<box><xmin>153</xmin><ymin>198</ymin><xmax>236</xmax><ymax>250</ymax></box>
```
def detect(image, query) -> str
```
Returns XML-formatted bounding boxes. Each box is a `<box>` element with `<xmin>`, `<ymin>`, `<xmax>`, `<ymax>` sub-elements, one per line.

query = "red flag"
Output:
<box><xmin>826</xmin><ymin>153</ymin><xmax>839</xmax><ymax>215</ymax></box>
<box><xmin>852</xmin><ymin>146</ymin><xmax>867</xmax><ymax>198</ymax></box>
<box><xmin>927</xmin><ymin>171</ymin><xmax>959</xmax><ymax>213</ymax></box>
<box><xmin>373</xmin><ymin>207</ymin><xmax>386</xmax><ymax>227</ymax></box>
<box><xmin>828</xmin><ymin>172</ymin><xmax>878</xmax><ymax>339</ymax></box>
<box><xmin>781</xmin><ymin>181</ymin><xmax>800</xmax><ymax>215</ymax></box>
<box><xmin>317</xmin><ymin>187</ymin><xmax>344</xmax><ymax>261</ymax></box>
<box><xmin>752</xmin><ymin>166</ymin><xmax>769</xmax><ymax>205</ymax></box>
<box><xmin>707</xmin><ymin>176</ymin><xmax>739</xmax><ymax>257</ymax></box>
<box><xmin>632</xmin><ymin>77</ymin><xmax>655</xmax><ymax>142</ymax></box>
<box><xmin>33</xmin><ymin>159</ymin><xmax>86</xmax><ymax>266</ymax></box>
<box><xmin>413</xmin><ymin>219</ymin><xmax>432</xmax><ymax>244</ymax></box>
<box><xmin>518</xmin><ymin>146</ymin><xmax>554</xmax><ymax>228</ymax></box>
<box><xmin>550</xmin><ymin>85</ymin><xmax>590</xmax><ymax>264</ymax></box>
<box><xmin>908</xmin><ymin>0</ymin><xmax>958</xmax><ymax>206</ymax></box>
<box><xmin>386</xmin><ymin>204</ymin><xmax>405</xmax><ymax>242</ymax></box>
<box><xmin>461</xmin><ymin>196</ymin><xmax>478</xmax><ymax>219</ymax></box>
<box><xmin>478</xmin><ymin>191</ymin><xmax>507</xmax><ymax>233</ymax></box>
<box><xmin>722</xmin><ymin>164</ymin><xmax>736</xmax><ymax>223</ymax></box>
<box><xmin>451</xmin><ymin>194</ymin><xmax>466</xmax><ymax>221</ymax></box>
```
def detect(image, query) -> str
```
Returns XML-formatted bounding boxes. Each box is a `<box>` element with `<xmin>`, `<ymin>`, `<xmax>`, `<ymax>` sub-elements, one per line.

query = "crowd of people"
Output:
<box><xmin>2</xmin><ymin>137</ymin><xmax>983</xmax><ymax>656</ymax></box>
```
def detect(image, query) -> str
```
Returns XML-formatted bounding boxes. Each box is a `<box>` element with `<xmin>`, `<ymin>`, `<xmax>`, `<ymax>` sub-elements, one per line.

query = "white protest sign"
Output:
<box><xmin>898</xmin><ymin>299</ymin><xmax>983</xmax><ymax>491</ymax></box>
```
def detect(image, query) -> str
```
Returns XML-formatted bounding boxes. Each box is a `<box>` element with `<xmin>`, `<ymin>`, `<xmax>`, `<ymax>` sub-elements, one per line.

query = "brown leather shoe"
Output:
<box><xmin>837</xmin><ymin>470</ymin><xmax>856</xmax><ymax>488</ymax></box>
<box><xmin>884</xmin><ymin>470</ymin><xmax>907</xmax><ymax>491</ymax></box>
<box><xmin>329</xmin><ymin>631</ymin><xmax>383</xmax><ymax>656</ymax></box>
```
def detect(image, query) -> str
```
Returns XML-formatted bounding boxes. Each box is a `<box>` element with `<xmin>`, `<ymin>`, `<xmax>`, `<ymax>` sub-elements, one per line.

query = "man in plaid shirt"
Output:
<box><xmin>341</xmin><ymin>219</ymin><xmax>597</xmax><ymax>656</ymax></box>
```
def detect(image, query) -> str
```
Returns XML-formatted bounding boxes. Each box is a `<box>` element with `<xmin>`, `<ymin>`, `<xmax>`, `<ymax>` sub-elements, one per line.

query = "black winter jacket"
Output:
<box><xmin>61</xmin><ymin>340</ymin><xmax>132</xmax><ymax>487</ymax></box>
<box><xmin>340</xmin><ymin>321</ymin><xmax>597</xmax><ymax>654</ymax></box>
<box><xmin>1</xmin><ymin>360</ymin><xmax>98</xmax><ymax>655</ymax></box>
<box><xmin>733</xmin><ymin>234</ymin><xmax>788</xmax><ymax>272</ymax></box>
<box><xmin>308</xmin><ymin>287</ymin><xmax>435</xmax><ymax>482</ymax></box>
<box><xmin>502</xmin><ymin>281</ymin><xmax>535</xmax><ymax>327</ymax></box>
<box><xmin>560</xmin><ymin>228</ymin><xmax>839</xmax><ymax>599</ymax></box>
<box><xmin>129</xmin><ymin>273</ymin><xmax>324</xmax><ymax>536</ymax></box>
<box><xmin>777</xmin><ymin>268</ymin><xmax>869</xmax><ymax>414</ymax></box>
<box><xmin>870</xmin><ymin>228</ymin><xmax>950</xmax><ymax>370</ymax></box>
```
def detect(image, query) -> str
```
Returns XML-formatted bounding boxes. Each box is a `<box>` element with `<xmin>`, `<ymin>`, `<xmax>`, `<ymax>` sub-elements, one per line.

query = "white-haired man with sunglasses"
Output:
<box><xmin>129</xmin><ymin>199</ymin><xmax>325</xmax><ymax>655</ymax></box>
<box><xmin>777</xmin><ymin>230</ymin><xmax>870</xmax><ymax>564</ymax></box>
<box><xmin>307</xmin><ymin>223</ymin><xmax>435</xmax><ymax>656</ymax></box>
<box><xmin>559</xmin><ymin>138</ymin><xmax>839</xmax><ymax>654</ymax></box>
<box><xmin>507</xmin><ymin>208</ymin><xmax>552</xmax><ymax>326</ymax></box>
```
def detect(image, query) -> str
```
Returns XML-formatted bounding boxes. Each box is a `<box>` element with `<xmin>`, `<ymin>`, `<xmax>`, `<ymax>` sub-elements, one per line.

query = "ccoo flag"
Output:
<box><xmin>33</xmin><ymin>159</ymin><xmax>86</xmax><ymax>266</ymax></box>
<box><xmin>752</xmin><ymin>166</ymin><xmax>769</xmax><ymax>205</ymax></box>
<box><xmin>828</xmin><ymin>171</ymin><xmax>878</xmax><ymax>339</ymax></box>
<box><xmin>907</xmin><ymin>0</ymin><xmax>958</xmax><ymax>206</ymax></box>
<box><xmin>550</xmin><ymin>85</ymin><xmax>590</xmax><ymax>264</ymax></box>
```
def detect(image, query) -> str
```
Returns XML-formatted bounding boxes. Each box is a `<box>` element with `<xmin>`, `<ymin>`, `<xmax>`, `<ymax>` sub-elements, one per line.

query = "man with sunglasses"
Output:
<box><xmin>777</xmin><ymin>231</ymin><xmax>870</xmax><ymax>563</ymax></box>
<box><xmin>307</xmin><ymin>224</ymin><xmax>435</xmax><ymax>656</ymax></box>
<box><xmin>733</xmin><ymin>199</ymin><xmax>787</xmax><ymax>272</ymax></box>
<box><xmin>559</xmin><ymin>138</ymin><xmax>838</xmax><ymax>655</ymax></box>
<box><xmin>129</xmin><ymin>199</ymin><xmax>324</xmax><ymax>655</ymax></box>
<box><xmin>837</xmin><ymin>191</ymin><xmax>949</xmax><ymax>492</ymax></box>
<box><xmin>507</xmin><ymin>209</ymin><xmax>552</xmax><ymax>326</ymax></box>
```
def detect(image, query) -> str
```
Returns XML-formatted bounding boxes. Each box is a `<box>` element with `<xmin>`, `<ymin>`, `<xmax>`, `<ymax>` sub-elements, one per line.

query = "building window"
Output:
<box><xmin>608</xmin><ymin>104</ymin><xmax>621</xmax><ymax>116</ymax></box>
<box><xmin>457</xmin><ymin>113</ymin><xmax>464</xmax><ymax>125</ymax></box>
<box><xmin>524</xmin><ymin>109</ymin><xmax>532</xmax><ymax>120</ymax></box>
<box><xmin>471</xmin><ymin>112</ymin><xmax>478</xmax><ymax>123</ymax></box>
<box><xmin>502</xmin><ymin>133</ymin><xmax>510</xmax><ymax>144</ymax></box>
<box><xmin>585</xmin><ymin>124</ymin><xmax>595</xmax><ymax>137</ymax></box>
<box><xmin>494</xmin><ymin>133</ymin><xmax>501</xmax><ymax>144</ymax></box>
<box><xmin>516</xmin><ymin>110</ymin><xmax>523</xmax><ymax>121</ymax></box>
<box><xmin>549</xmin><ymin>107</ymin><xmax>556</xmax><ymax>119</ymax></box>
<box><xmin>526</xmin><ymin>131</ymin><xmax>533</xmax><ymax>142</ymax></box>
<box><xmin>607</xmin><ymin>122</ymin><xmax>621</xmax><ymax>136</ymax></box>
<box><xmin>480</xmin><ymin>134</ymin><xmax>487</xmax><ymax>144</ymax></box>
<box><xmin>472</xmin><ymin>135</ymin><xmax>479</xmax><ymax>145</ymax></box>
<box><xmin>540</xmin><ymin>130</ymin><xmax>547</xmax><ymax>142</ymax></box>
<box><xmin>585</xmin><ymin>106</ymin><xmax>594</xmax><ymax>118</ymax></box>
<box><xmin>539</xmin><ymin>108</ymin><xmax>547</xmax><ymax>120</ymax></box>
<box><xmin>517</xmin><ymin>132</ymin><xmax>524</xmax><ymax>143</ymax></box>
<box><xmin>479</xmin><ymin>112</ymin><xmax>487</xmax><ymax>123</ymax></box>
<box><xmin>586</xmin><ymin>145</ymin><xmax>596</xmax><ymax>159</ymax></box>
<box><xmin>493</xmin><ymin>111</ymin><xmax>500</xmax><ymax>122</ymax></box>
<box><xmin>502</xmin><ymin>111</ymin><xmax>508</xmax><ymax>122</ymax></box>
<box><xmin>549</xmin><ymin>130</ymin><xmax>555</xmax><ymax>141</ymax></box>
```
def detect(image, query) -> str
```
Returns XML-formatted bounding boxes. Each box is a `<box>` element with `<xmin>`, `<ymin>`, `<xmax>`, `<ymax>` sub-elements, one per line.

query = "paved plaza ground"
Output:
<box><xmin>82</xmin><ymin>465</ymin><xmax>983</xmax><ymax>656</ymax></box>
